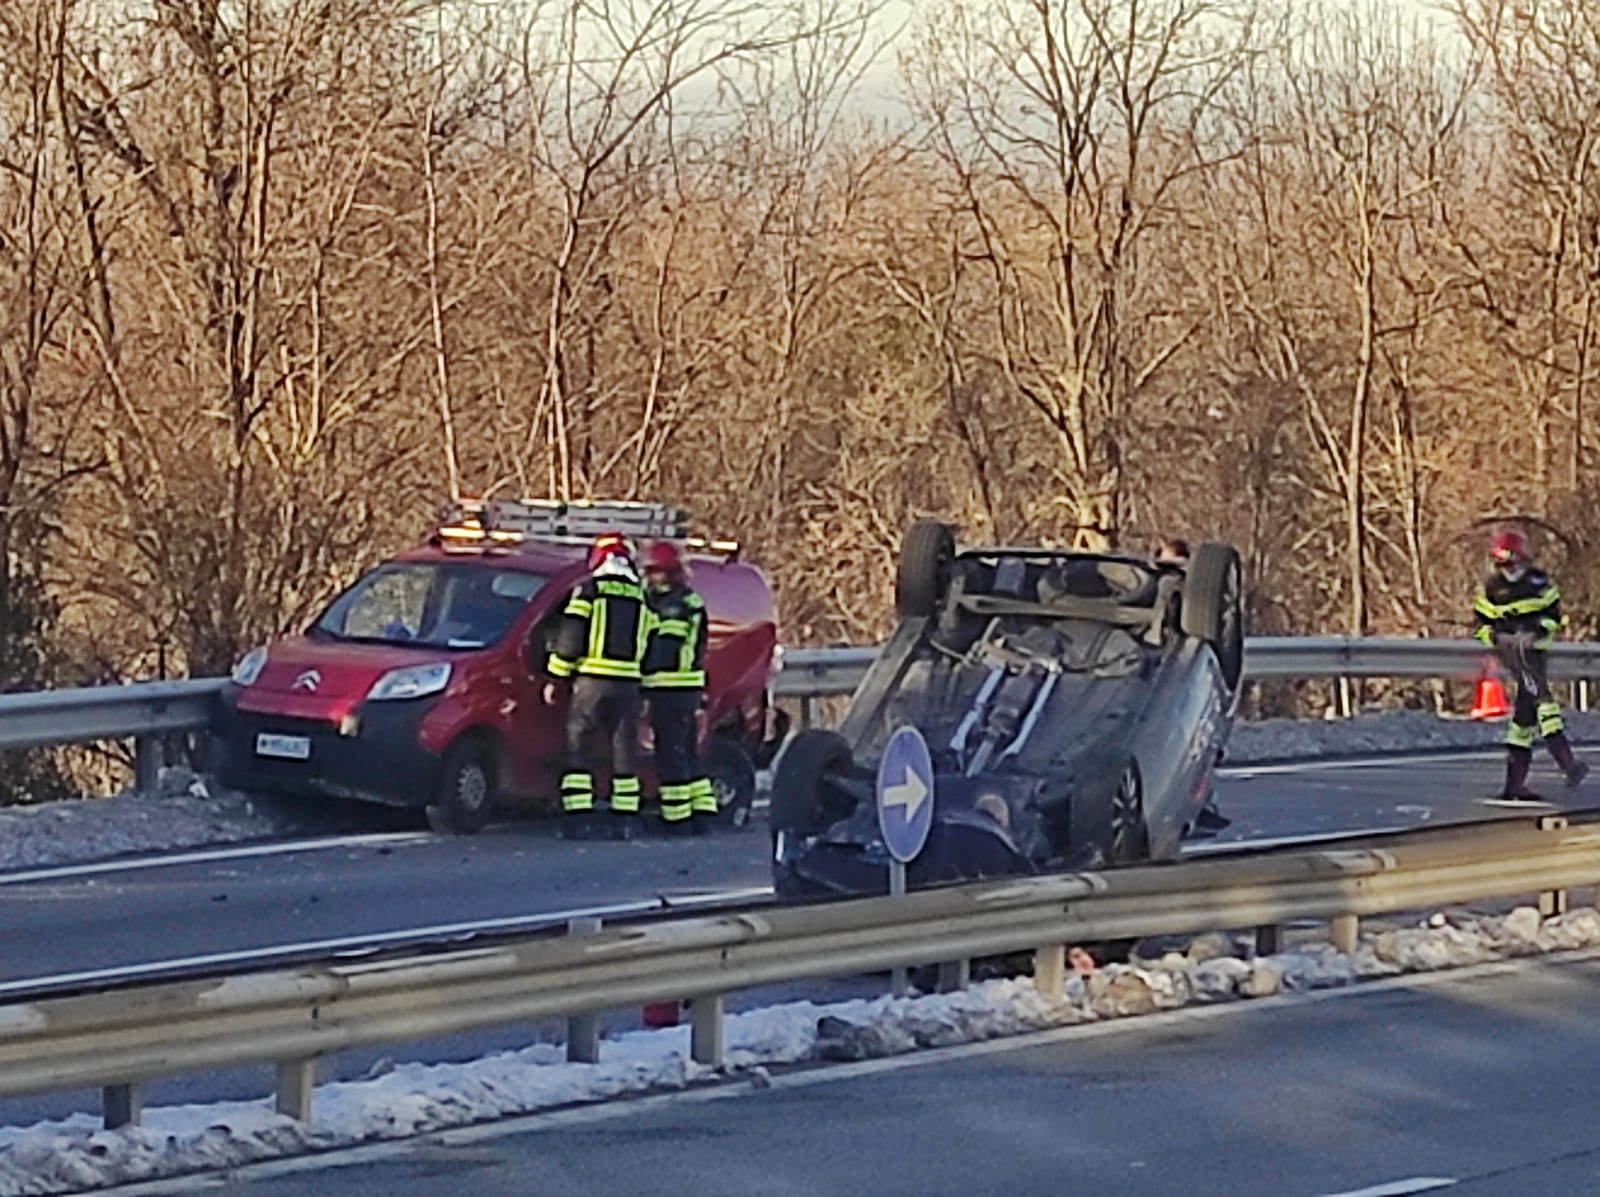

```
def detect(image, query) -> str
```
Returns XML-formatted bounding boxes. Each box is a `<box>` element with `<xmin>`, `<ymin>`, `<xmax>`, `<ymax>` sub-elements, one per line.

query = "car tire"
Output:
<box><xmin>897</xmin><ymin>521</ymin><xmax>956</xmax><ymax>618</ymax></box>
<box><xmin>770</xmin><ymin>728</ymin><xmax>855</xmax><ymax>835</ymax></box>
<box><xmin>1180</xmin><ymin>542</ymin><xmax>1245</xmax><ymax>691</ymax></box>
<box><xmin>705</xmin><ymin>734</ymin><xmax>757</xmax><ymax>828</ymax></box>
<box><xmin>1108</xmin><ymin>759</ymin><xmax>1150</xmax><ymax>865</ymax></box>
<box><xmin>425</xmin><ymin>738</ymin><xmax>495</xmax><ymax>835</ymax></box>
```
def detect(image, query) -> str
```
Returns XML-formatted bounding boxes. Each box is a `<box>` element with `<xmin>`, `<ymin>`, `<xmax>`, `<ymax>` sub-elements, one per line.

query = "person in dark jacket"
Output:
<box><xmin>544</xmin><ymin>534</ymin><xmax>655</xmax><ymax>839</ymax></box>
<box><xmin>642</xmin><ymin>541</ymin><xmax>713</xmax><ymax>836</ymax></box>
<box><xmin>1474</xmin><ymin>529</ymin><xmax>1589</xmax><ymax>800</ymax></box>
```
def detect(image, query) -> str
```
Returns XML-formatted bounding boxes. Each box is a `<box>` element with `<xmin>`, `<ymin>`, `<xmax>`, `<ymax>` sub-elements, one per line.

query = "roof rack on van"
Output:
<box><xmin>434</xmin><ymin>498</ymin><xmax>741</xmax><ymax>559</ymax></box>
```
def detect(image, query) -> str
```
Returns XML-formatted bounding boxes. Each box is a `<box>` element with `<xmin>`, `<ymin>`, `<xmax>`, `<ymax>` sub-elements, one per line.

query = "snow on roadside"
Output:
<box><xmin>0</xmin><ymin>770</ymin><xmax>282</xmax><ymax>872</ymax></box>
<box><xmin>5</xmin><ymin>905</ymin><xmax>1600</xmax><ymax>1196</ymax></box>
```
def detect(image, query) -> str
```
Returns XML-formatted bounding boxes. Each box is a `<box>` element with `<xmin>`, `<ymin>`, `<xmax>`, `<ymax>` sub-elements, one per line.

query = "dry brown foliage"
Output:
<box><xmin>4</xmin><ymin>0</ymin><xmax>1600</xmax><ymax>728</ymax></box>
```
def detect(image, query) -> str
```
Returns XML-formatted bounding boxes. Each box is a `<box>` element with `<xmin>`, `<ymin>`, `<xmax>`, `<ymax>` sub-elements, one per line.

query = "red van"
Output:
<box><xmin>215</xmin><ymin>500</ymin><xmax>781</xmax><ymax>833</ymax></box>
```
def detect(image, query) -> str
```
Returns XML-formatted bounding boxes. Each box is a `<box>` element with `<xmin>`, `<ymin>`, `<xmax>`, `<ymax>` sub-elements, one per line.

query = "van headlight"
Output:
<box><xmin>367</xmin><ymin>662</ymin><xmax>452</xmax><ymax>701</ymax></box>
<box><xmin>231</xmin><ymin>647</ymin><xmax>267</xmax><ymax>687</ymax></box>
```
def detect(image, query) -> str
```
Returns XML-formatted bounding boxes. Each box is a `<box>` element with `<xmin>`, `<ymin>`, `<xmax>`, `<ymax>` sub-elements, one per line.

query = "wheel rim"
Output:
<box><xmin>1110</xmin><ymin>764</ymin><xmax>1142</xmax><ymax>860</ymax></box>
<box><xmin>456</xmin><ymin>764</ymin><xmax>488</xmax><ymax>812</ymax></box>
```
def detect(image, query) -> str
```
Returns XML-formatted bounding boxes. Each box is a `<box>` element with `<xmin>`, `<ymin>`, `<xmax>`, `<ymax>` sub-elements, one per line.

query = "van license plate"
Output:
<box><xmin>256</xmin><ymin>733</ymin><xmax>311</xmax><ymax>761</ymax></box>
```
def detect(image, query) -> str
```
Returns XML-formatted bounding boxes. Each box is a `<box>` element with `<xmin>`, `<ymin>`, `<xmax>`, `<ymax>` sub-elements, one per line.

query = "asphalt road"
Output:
<box><xmin>1</xmin><ymin>751</ymin><xmax>1581</xmax><ymax>994</ymax></box>
<box><xmin>1</xmin><ymin>749</ymin><xmax>1592</xmax><ymax>1129</ymax></box>
<box><xmin>155</xmin><ymin>952</ymin><xmax>1600</xmax><ymax>1197</ymax></box>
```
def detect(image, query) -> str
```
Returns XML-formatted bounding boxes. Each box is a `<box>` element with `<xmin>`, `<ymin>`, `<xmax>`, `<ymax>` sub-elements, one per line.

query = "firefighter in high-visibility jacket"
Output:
<box><xmin>642</xmin><ymin>542</ymin><xmax>715</xmax><ymax>835</ymax></box>
<box><xmin>1474</xmin><ymin>529</ymin><xmax>1589</xmax><ymax>800</ymax></box>
<box><xmin>544</xmin><ymin>534</ymin><xmax>655</xmax><ymax>840</ymax></box>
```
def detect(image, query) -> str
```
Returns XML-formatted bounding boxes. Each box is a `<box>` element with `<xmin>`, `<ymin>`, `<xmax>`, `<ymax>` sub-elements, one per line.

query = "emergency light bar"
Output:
<box><xmin>434</xmin><ymin>497</ymin><xmax>740</xmax><ymax>559</ymax></box>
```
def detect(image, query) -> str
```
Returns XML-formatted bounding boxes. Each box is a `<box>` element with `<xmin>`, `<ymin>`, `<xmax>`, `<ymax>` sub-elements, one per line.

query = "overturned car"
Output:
<box><xmin>770</xmin><ymin>523</ymin><xmax>1243</xmax><ymax>899</ymax></box>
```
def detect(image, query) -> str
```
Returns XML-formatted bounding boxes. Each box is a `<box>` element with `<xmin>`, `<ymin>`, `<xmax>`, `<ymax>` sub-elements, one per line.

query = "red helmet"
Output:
<box><xmin>1490</xmin><ymin>529</ymin><xmax>1529</xmax><ymax>565</ymax></box>
<box><xmin>587</xmin><ymin>532</ymin><xmax>631</xmax><ymax>571</ymax></box>
<box><xmin>642</xmin><ymin>540</ymin><xmax>684</xmax><ymax>578</ymax></box>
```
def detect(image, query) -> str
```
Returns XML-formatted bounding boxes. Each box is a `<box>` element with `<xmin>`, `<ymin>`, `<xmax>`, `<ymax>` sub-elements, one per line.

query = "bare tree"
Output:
<box><xmin>901</xmin><ymin>0</ymin><xmax>1260</xmax><ymax>549</ymax></box>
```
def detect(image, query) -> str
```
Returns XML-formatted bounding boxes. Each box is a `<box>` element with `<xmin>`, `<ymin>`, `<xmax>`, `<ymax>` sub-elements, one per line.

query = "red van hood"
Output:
<box><xmin>247</xmin><ymin>636</ymin><xmax>457</xmax><ymax>700</ymax></box>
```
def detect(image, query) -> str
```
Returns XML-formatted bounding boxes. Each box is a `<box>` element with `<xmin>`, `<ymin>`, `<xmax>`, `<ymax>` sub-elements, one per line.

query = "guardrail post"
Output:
<box><xmin>276</xmin><ymin>1058</ymin><xmax>316</xmax><ymax>1122</ymax></box>
<box><xmin>1580</xmin><ymin>678</ymin><xmax>1592</xmax><ymax>712</ymax></box>
<box><xmin>103</xmin><ymin>1083</ymin><xmax>142</xmax><ymax>1129</ymax></box>
<box><xmin>690</xmin><ymin>994</ymin><xmax>724</xmax><ymax>1068</ymax></box>
<box><xmin>1034</xmin><ymin>944</ymin><xmax>1067</xmax><ymax>999</ymax></box>
<box><xmin>134</xmin><ymin>735</ymin><xmax>160</xmax><ymax>793</ymax></box>
<box><xmin>798</xmin><ymin>695</ymin><xmax>813</xmax><ymax>730</ymax></box>
<box><xmin>1329</xmin><ymin>913</ymin><xmax>1359</xmax><ymax>954</ymax></box>
<box><xmin>1254</xmin><ymin>924</ymin><xmax>1282</xmax><ymax>956</ymax></box>
<box><xmin>937</xmin><ymin>959</ymin><xmax>970</xmax><ymax>992</ymax></box>
<box><xmin>1538</xmin><ymin>815</ymin><xmax>1570</xmax><ymax>916</ymax></box>
<box><xmin>566</xmin><ymin>916</ymin><xmax>603</xmax><ymax>1063</ymax></box>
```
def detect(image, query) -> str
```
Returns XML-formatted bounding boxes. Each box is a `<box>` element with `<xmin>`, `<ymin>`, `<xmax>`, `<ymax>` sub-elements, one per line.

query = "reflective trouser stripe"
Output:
<box><xmin>1538</xmin><ymin>701</ymin><xmax>1565</xmax><ymax>737</ymax></box>
<box><xmin>612</xmin><ymin>775</ymin><xmax>641</xmax><ymax>814</ymax></box>
<box><xmin>660</xmin><ymin>783</ymin><xmax>693</xmax><ymax>822</ymax></box>
<box><xmin>690</xmin><ymin>777</ymin><xmax>717</xmax><ymax>816</ymax></box>
<box><xmin>1507</xmin><ymin>722</ymin><xmax>1536</xmax><ymax>749</ymax></box>
<box><xmin>562</xmin><ymin>772</ymin><xmax>594</xmax><ymax>812</ymax></box>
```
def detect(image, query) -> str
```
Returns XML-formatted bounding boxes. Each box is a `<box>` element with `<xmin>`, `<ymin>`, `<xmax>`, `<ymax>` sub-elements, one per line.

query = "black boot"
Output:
<box><xmin>1547</xmin><ymin>734</ymin><xmax>1590</xmax><ymax>786</ymax></box>
<box><xmin>1497</xmin><ymin>747</ymin><xmax>1537</xmax><ymax>801</ymax></box>
<box><xmin>560</xmin><ymin>811</ymin><xmax>597</xmax><ymax>840</ymax></box>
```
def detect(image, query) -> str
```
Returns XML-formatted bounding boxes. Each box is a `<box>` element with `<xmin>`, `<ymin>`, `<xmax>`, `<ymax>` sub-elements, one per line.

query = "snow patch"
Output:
<box><xmin>7</xmin><ymin>905</ymin><xmax>1600</xmax><ymax>1195</ymax></box>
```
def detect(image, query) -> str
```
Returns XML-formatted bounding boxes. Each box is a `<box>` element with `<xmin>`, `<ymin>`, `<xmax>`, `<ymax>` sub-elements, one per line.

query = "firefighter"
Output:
<box><xmin>1474</xmin><ymin>529</ymin><xmax>1589</xmax><ymax>799</ymax></box>
<box><xmin>544</xmin><ymin>533</ymin><xmax>654</xmax><ymax>840</ymax></box>
<box><xmin>642</xmin><ymin>541</ymin><xmax>715</xmax><ymax>836</ymax></box>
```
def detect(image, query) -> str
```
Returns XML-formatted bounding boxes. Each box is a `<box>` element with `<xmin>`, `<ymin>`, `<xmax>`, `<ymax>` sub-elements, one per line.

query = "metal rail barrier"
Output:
<box><xmin>5</xmin><ymin>637</ymin><xmax>1600</xmax><ymax>780</ymax></box>
<box><xmin>0</xmin><ymin>811</ymin><xmax>1590</xmax><ymax>1128</ymax></box>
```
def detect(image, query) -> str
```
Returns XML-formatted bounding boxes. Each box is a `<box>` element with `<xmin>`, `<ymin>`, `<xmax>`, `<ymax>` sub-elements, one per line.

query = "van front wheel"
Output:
<box><xmin>426</xmin><ymin>739</ymin><xmax>495</xmax><ymax>835</ymax></box>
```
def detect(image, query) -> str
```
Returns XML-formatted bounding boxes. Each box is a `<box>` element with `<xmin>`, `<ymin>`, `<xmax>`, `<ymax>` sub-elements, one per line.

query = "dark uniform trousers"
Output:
<box><xmin>561</xmin><ymin>678</ymin><xmax>642</xmax><ymax>815</ymax></box>
<box><xmin>650</xmin><ymin>689</ymin><xmax>710</xmax><ymax>823</ymax></box>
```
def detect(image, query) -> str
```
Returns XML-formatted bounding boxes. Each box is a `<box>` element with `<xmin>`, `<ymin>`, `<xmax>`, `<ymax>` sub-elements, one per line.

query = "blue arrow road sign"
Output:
<box><xmin>876</xmin><ymin>725</ymin><xmax>934</xmax><ymax>864</ymax></box>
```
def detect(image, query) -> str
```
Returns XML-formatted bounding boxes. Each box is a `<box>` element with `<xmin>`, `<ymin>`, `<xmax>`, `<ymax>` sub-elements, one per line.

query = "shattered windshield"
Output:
<box><xmin>312</xmin><ymin>563</ymin><xmax>546</xmax><ymax>650</ymax></box>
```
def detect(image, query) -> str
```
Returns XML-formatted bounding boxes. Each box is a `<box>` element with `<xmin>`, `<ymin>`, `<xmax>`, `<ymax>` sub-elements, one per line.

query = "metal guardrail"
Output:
<box><xmin>0</xmin><ymin>811</ymin><xmax>1589</xmax><ymax>1128</ymax></box>
<box><xmin>0</xmin><ymin>679</ymin><xmax>226</xmax><ymax>790</ymax></box>
<box><xmin>777</xmin><ymin>638</ymin><xmax>1600</xmax><ymax>720</ymax></box>
<box><xmin>6</xmin><ymin>637</ymin><xmax>1599</xmax><ymax>778</ymax></box>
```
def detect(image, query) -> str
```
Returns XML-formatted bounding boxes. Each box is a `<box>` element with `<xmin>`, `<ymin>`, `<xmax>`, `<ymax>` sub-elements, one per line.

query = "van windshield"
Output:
<box><xmin>312</xmin><ymin>563</ymin><xmax>547</xmax><ymax>650</ymax></box>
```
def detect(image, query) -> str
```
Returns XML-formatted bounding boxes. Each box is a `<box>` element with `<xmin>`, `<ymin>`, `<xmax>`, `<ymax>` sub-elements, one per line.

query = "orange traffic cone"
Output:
<box><xmin>1471</xmin><ymin>668</ymin><xmax>1509</xmax><ymax>720</ymax></box>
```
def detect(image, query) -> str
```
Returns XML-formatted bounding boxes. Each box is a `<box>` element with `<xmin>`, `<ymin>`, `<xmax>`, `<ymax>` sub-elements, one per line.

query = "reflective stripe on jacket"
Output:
<box><xmin>547</xmin><ymin>574</ymin><xmax>653</xmax><ymax>680</ymax></box>
<box><xmin>643</xmin><ymin>584</ymin><xmax>708</xmax><ymax>690</ymax></box>
<box><xmin>1473</xmin><ymin>567</ymin><xmax>1562</xmax><ymax>650</ymax></box>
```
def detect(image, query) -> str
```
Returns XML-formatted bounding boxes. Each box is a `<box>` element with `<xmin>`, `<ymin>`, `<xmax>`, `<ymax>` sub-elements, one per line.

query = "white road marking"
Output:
<box><xmin>0</xmin><ymin>886</ymin><xmax>774</xmax><ymax>998</ymax></box>
<box><xmin>0</xmin><ymin>833</ymin><xmax>432</xmax><ymax>888</ymax></box>
<box><xmin>1220</xmin><ymin>749</ymin><xmax>1501</xmax><ymax>778</ymax></box>
<box><xmin>1183</xmin><ymin>828</ymin><xmax>1406</xmax><ymax>856</ymax></box>
<box><xmin>90</xmin><ymin>948</ymin><xmax>1600</xmax><ymax>1196</ymax></box>
<box><xmin>1316</xmin><ymin>1179</ymin><xmax>1457</xmax><ymax>1197</ymax></box>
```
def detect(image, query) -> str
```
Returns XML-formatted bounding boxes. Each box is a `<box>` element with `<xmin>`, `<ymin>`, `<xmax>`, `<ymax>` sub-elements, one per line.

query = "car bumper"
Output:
<box><xmin>216</xmin><ymin>690</ymin><xmax>443</xmax><ymax>807</ymax></box>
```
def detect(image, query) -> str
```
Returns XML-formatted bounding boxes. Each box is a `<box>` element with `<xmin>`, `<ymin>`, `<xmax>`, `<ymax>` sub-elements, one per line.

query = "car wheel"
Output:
<box><xmin>425</xmin><ymin>739</ymin><xmax>495</xmax><ymax>835</ymax></box>
<box><xmin>896</xmin><ymin>521</ymin><xmax>956</xmax><ymax>618</ymax></box>
<box><xmin>1108</xmin><ymin>760</ymin><xmax>1149</xmax><ymax>864</ymax></box>
<box><xmin>1179</xmin><ymin>542</ymin><xmax>1244</xmax><ymax>691</ymax></box>
<box><xmin>770</xmin><ymin>728</ymin><xmax>855</xmax><ymax>837</ymax></box>
<box><xmin>705</xmin><ymin>734</ymin><xmax>757</xmax><ymax>828</ymax></box>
